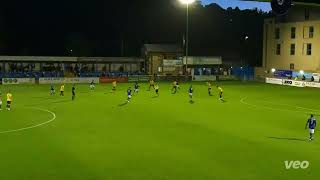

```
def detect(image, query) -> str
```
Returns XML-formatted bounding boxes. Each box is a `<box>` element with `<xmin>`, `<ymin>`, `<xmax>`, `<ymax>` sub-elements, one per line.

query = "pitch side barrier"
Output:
<box><xmin>266</xmin><ymin>77</ymin><xmax>320</xmax><ymax>88</ymax></box>
<box><xmin>1</xmin><ymin>78</ymin><xmax>36</xmax><ymax>85</ymax></box>
<box><xmin>39</xmin><ymin>77</ymin><xmax>100</xmax><ymax>84</ymax></box>
<box><xmin>128</xmin><ymin>75</ymin><xmax>238</xmax><ymax>82</ymax></box>
<box><xmin>128</xmin><ymin>75</ymin><xmax>150</xmax><ymax>82</ymax></box>
<box><xmin>155</xmin><ymin>75</ymin><xmax>192</xmax><ymax>82</ymax></box>
<box><xmin>128</xmin><ymin>75</ymin><xmax>191</xmax><ymax>82</ymax></box>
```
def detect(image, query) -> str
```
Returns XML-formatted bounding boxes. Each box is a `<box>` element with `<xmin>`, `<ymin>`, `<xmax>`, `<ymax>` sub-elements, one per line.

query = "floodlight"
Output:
<box><xmin>179</xmin><ymin>0</ymin><xmax>196</xmax><ymax>4</ymax></box>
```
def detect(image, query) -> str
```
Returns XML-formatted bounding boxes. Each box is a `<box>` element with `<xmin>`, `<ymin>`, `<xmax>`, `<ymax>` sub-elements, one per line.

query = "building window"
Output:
<box><xmin>303</xmin><ymin>26</ymin><xmax>314</xmax><ymax>39</ymax></box>
<box><xmin>303</xmin><ymin>43</ymin><xmax>312</xmax><ymax>55</ymax></box>
<box><xmin>290</xmin><ymin>44</ymin><xmax>295</xmax><ymax>55</ymax></box>
<box><xmin>307</xmin><ymin>43</ymin><xmax>312</xmax><ymax>55</ymax></box>
<box><xmin>309</xmin><ymin>26</ymin><xmax>314</xmax><ymax>38</ymax></box>
<box><xmin>291</xmin><ymin>27</ymin><xmax>296</xmax><ymax>39</ymax></box>
<box><xmin>275</xmin><ymin>28</ymin><xmax>280</xmax><ymax>39</ymax></box>
<box><xmin>276</xmin><ymin>44</ymin><xmax>281</xmax><ymax>55</ymax></box>
<box><xmin>290</xmin><ymin>63</ymin><xmax>295</xmax><ymax>70</ymax></box>
<box><xmin>305</xmin><ymin>9</ymin><xmax>310</xmax><ymax>21</ymax></box>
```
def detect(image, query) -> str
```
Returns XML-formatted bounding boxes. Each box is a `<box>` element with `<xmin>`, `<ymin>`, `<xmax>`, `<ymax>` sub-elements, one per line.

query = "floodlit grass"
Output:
<box><xmin>0</xmin><ymin>81</ymin><xmax>319</xmax><ymax>180</ymax></box>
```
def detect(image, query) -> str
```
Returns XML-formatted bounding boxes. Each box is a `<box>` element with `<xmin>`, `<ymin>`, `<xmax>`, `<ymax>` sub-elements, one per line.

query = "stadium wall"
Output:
<box><xmin>2</xmin><ymin>78</ymin><xmax>35</xmax><ymax>85</ymax></box>
<box><xmin>266</xmin><ymin>77</ymin><xmax>320</xmax><ymax>88</ymax></box>
<box><xmin>39</xmin><ymin>77</ymin><xmax>100</xmax><ymax>84</ymax></box>
<box><xmin>99</xmin><ymin>77</ymin><xmax>128</xmax><ymax>83</ymax></box>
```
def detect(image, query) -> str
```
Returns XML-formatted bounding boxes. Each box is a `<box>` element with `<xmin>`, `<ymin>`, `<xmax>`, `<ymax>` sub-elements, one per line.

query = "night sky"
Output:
<box><xmin>0</xmin><ymin>0</ymin><xmax>271</xmax><ymax>57</ymax></box>
<box><xmin>202</xmin><ymin>0</ymin><xmax>271</xmax><ymax>11</ymax></box>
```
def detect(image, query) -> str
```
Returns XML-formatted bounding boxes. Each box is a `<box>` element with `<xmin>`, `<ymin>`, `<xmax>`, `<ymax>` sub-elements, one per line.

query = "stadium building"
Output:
<box><xmin>142</xmin><ymin>44</ymin><xmax>184</xmax><ymax>76</ymax></box>
<box><xmin>262</xmin><ymin>5</ymin><xmax>320</xmax><ymax>73</ymax></box>
<box><xmin>0</xmin><ymin>56</ymin><xmax>144</xmax><ymax>79</ymax></box>
<box><xmin>141</xmin><ymin>44</ymin><xmax>228</xmax><ymax>80</ymax></box>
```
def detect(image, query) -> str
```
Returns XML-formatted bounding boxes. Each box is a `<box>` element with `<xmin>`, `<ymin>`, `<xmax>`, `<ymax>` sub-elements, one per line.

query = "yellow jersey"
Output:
<box><xmin>112</xmin><ymin>81</ymin><xmax>117</xmax><ymax>87</ymax></box>
<box><xmin>7</xmin><ymin>93</ymin><xmax>13</xmax><ymax>102</ymax></box>
<box><xmin>150</xmin><ymin>80</ymin><xmax>154</xmax><ymax>85</ymax></box>
<box><xmin>60</xmin><ymin>85</ymin><xmax>65</xmax><ymax>92</ymax></box>
<box><xmin>218</xmin><ymin>87</ymin><xmax>223</xmax><ymax>92</ymax></box>
<box><xmin>155</xmin><ymin>85</ymin><xmax>159</xmax><ymax>90</ymax></box>
<box><xmin>173</xmin><ymin>81</ymin><xmax>177</xmax><ymax>86</ymax></box>
<box><xmin>208</xmin><ymin>83</ymin><xmax>212</xmax><ymax>89</ymax></box>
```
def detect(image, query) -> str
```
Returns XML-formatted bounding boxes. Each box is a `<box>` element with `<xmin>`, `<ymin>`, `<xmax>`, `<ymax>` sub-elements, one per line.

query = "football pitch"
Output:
<box><xmin>0</xmin><ymin>81</ymin><xmax>319</xmax><ymax>180</ymax></box>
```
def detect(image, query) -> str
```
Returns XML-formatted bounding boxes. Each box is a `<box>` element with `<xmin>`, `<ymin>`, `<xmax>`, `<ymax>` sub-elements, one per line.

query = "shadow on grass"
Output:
<box><xmin>152</xmin><ymin>95</ymin><xmax>159</xmax><ymax>98</ymax></box>
<box><xmin>51</xmin><ymin>100</ymin><xmax>72</xmax><ymax>104</ymax></box>
<box><xmin>27</xmin><ymin>99</ymin><xmax>71</xmax><ymax>107</ymax></box>
<box><xmin>220</xmin><ymin>99</ymin><xmax>227</xmax><ymax>103</ymax></box>
<box><xmin>32</xmin><ymin>96</ymin><xmax>56</xmax><ymax>100</ymax></box>
<box><xmin>267</xmin><ymin>137</ymin><xmax>307</xmax><ymax>142</ymax></box>
<box><xmin>189</xmin><ymin>100</ymin><xmax>195</xmax><ymax>104</ymax></box>
<box><xmin>118</xmin><ymin>102</ymin><xmax>128</xmax><ymax>107</ymax></box>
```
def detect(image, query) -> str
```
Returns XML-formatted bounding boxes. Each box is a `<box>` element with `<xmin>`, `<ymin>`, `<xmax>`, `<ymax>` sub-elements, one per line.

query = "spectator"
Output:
<box><xmin>311</xmin><ymin>76</ymin><xmax>315</xmax><ymax>82</ymax></box>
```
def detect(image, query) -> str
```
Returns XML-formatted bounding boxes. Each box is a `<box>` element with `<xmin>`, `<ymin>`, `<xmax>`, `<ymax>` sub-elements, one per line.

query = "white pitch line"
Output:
<box><xmin>260</xmin><ymin>100</ymin><xmax>320</xmax><ymax>112</ymax></box>
<box><xmin>0</xmin><ymin>107</ymin><xmax>56</xmax><ymax>134</ymax></box>
<box><xmin>240</xmin><ymin>97</ymin><xmax>319</xmax><ymax>114</ymax></box>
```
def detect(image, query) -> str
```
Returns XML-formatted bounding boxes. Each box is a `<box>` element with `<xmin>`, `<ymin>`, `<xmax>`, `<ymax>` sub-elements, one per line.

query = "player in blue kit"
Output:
<box><xmin>305</xmin><ymin>114</ymin><xmax>317</xmax><ymax>141</ymax></box>
<box><xmin>72</xmin><ymin>84</ymin><xmax>76</xmax><ymax>101</ymax></box>
<box><xmin>50</xmin><ymin>85</ymin><xmax>55</xmax><ymax>95</ymax></box>
<box><xmin>134</xmin><ymin>82</ymin><xmax>139</xmax><ymax>94</ymax></box>
<box><xmin>90</xmin><ymin>80</ymin><xmax>95</xmax><ymax>91</ymax></box>
<box><xmin>189</xmin><ymin>85</ymin><xmax>193</xmax><ymax>101</ymax></box>
<box><xmin>127</xmin><ymin>87</ymin><xmax>132</xmax><ymax>102</ymax></box>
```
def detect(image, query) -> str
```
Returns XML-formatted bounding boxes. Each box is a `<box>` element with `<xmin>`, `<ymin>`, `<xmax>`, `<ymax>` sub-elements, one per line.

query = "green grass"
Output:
<box><xmin>0</xmin><ymin>81</ymin><xmax>319</xmax><ymax>180</ymax></box>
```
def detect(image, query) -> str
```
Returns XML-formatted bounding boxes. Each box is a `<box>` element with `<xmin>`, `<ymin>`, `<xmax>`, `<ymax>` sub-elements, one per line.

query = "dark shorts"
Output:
<box><xmin>156</xmin><ymin>89</ymin><xmax>159</xmax><ymax>93</ymax></box>
<box><xmin>7</xmin><ymin>101</ymin><xmax>11</xmax><ymax>105</ymax></box>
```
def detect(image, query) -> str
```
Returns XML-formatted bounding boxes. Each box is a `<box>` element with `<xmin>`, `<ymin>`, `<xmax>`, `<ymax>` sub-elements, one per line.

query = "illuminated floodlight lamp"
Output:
<box><xmin>299</xmin><ymin>70</ymin><xmax>304</xmax><ymax>75</ymax></box>
<box><xmin>179</xmin><ymin>0</ymin><xmax>196</xmax><ymax>4</ymax></box>
<box><xmin>271</xmin><ymin>68</ymin><xmax>276</xmax><ymax>73</ymax></box>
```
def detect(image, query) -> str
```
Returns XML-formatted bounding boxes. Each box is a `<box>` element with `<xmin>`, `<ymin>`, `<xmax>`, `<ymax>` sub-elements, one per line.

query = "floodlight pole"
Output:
<box><xmin>185</xmin><ymin>3</ymin><xmax>189</xmax><ymax>77</ymax></box>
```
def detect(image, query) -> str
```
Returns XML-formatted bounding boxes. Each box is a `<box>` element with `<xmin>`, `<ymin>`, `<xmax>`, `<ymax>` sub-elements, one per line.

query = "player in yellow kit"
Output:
<box><xmin>112</xmin><ymin>81</ymin><xmax>117</xmax><ymax>92</ymax></box>
<box><xmin>217</xmin><ymin>85</ymin><xmax>223</xmax><ymax>100</ymax></box>
<box><xmin>6</xmin><ymin>91</ymin><xmax>13</xmax><ymax>111</ymax></box>
<box><xmin>60</xmin><ymin>84</ymin><xmax>65</xmax><ymax>96</ymax></box>
<box><xmin>0</xmin><ymin>92</ymin><xmax>2</xmax><ymax>111</ymax></box>
<box><xmin>172</xmin><ymin>81</ymin><xmax>178</xmax><ymax>94</ymax></box>
<box><xmin>154</xmin><ymin>84</ymin><xmax>159</xmax><ymax>96</ymax></box>
<box><xmin>149</xmin><ymin>79</ymin><xmax>155</xmax><ymax>91</ymax></box>
<box><xmin>208</xmin><ymin>82</ymin><xmax>212</xmax><ymax>96</ymax></box>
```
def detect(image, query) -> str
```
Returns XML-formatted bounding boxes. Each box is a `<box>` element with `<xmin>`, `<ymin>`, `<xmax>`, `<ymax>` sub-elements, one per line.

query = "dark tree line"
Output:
<box><xmin>0</xmin><ymin>0</ymin><xmax>271</xmax><ymax>66</ymax></box>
